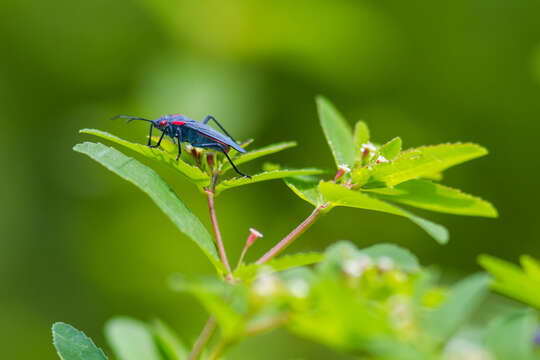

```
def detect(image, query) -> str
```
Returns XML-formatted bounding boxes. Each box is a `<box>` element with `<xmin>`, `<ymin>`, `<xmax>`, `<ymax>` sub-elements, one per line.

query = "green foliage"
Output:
<box><xmin>316</xmin><ymin>95</ymin><xmax>355</xmax><ymax>168</ymax></box>
<box><xmin>364</xmin><ymin>179</ymin><xmax>498</xmax><ymax>217</ymax></box>
<box><xmin>484</xmin><ymin>310</ymin><xmax>538</xmax><ymax>360</ymax></box>
<box><xmin>479</xmin><ymin>254</ymin><xmax>540</xmax><ymax>309</ymax></box>
<box><xmin>214</xmin><ymin>167</ymin><xmax>323</xmax><ymax>195</ymax></box>
<box><xmin>105</xmin><ymin>317</ymin><xmax>162</xmax><ymax>360</ymax></box>
<box><xmin>423</xmin><ymin>273</ymin><xmax>490</xmax><ymax>342</ymax></box>
<box><xmin>378</xmin><ymin>136</ymin><xmax>402</xmax><ymax>160</ymax></box>
<box><xmin>73</xmin><ymin>142</ymin><xmax>224</xmax><ymax>273</ymax></box>
<box><xmin>284</xmin><ymin>175</ymin><xmax>326</xmax><ymax>207</ymax></box>
<box><xmin>170</xmin><ymin>241</ymin><xmax>533</xmax><ymax>359</ymax></box>
<box><xmin>151</xmin><ymin>319</ymin><xmax>189</xmax><ymax>360</ymax></box>
<box><xmin>80</xmin><ymin>129</ymin><xmax>210</xmax><ymax>186</ymax></box>
<box><xmin>358</xmin><ymin>243</ymin><xmax>420</xmax><ymax>272</ymax></box>
<box><xmin>284</xmin><ymin>97</ymin><xmax>497</xmax><ymax>244</ymax></box>
<box><xmin>320</xmin><ymin>181</ymin><xmax>449</xmax><ymax>243</ymax></box>
<box><xmin>220</xmin><ymin>141</ymin><xmax>297</xmax><ymax>174</ymax></box>
<box><xmin>234</xmin><ymin>252</ymin><xmax>324</xmax><ymax>282</ymax></box>
<box><xmin>58</xmin><ymin>96</ymin><xmax>514</xmax><ymax>360</ymax></box>
<box><xmin>356</xmin><ymin>144</ymin><xmax>488</xmax><ymax>188</ymax></box>
<box><xmin>81</xmin><ymin>129</ymin><xmax>303</xmax><ymax>196</ymax></box>
<box><xmin>52</xmin><ymin>323</ymin><xmax>108</xmax><ymax>360</ymax></box>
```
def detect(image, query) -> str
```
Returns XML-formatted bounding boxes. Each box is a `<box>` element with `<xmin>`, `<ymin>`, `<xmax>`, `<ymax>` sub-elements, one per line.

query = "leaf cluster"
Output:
<box><xmin>285</xmin><ymin>96</ymin><xmax>497</xmax><ymax>244</ymax></box>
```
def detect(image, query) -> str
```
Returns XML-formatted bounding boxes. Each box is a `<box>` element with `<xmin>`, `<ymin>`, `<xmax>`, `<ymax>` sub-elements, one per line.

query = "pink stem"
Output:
<box><xmin>188</xmin><ymin>317</ymin><xmax>217</xmax><ymax>360</ymax></box>
<box><xmin>206</xmin><ymin>189</ymin><xmax>232</xmax><ymax>274</ymax></box>
<box><xmin>256</xmin><ymin>203</ymin><xmax>328</xmax><ymax>264</ymax></box>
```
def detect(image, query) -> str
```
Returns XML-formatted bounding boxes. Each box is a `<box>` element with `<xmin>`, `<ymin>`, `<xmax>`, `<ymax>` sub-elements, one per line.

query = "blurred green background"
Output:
<box><xmin>2</xmin><ymin>0</ymin><xmax>540</xmax><ymax>358</ymax></box>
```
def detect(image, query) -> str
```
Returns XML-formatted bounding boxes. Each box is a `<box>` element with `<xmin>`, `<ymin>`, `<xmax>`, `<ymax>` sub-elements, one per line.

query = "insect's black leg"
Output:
<box><xmin>221</xmin><ymin>148</ymin><xmax>251</xmax><ymax>178</ymax></box>
<box><xmin>176</xmin><ymin>134</ymin><xmax>182</xmax><ymax>161</ymax></box>
<box><xmin>203</xmin><ymin>115</ymin><xmax>237</xmax><ymax>142</ymax></box>
<box><xmin>195</xmin><ymin>143</ymin><xmax>250</xmax><ymax>178</ymax></box>
<box><xmin>147</xmin><ymin>124</ymin><xmax>153</xmax><ymax>146</ymax></box>
<box><xmin>149</xmin><ymin>130</ymin><xmax>166</xmax><ymax>148</ymax></box>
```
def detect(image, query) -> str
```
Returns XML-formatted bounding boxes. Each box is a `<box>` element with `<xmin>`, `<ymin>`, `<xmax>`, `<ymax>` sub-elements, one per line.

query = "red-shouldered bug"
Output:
<box><xmin>111</xmin><ymin>114</ymin><xmax>251</xmax><ymax>178</ymax></box>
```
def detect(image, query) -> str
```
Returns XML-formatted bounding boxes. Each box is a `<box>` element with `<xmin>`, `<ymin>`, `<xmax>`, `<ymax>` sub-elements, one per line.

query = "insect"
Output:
<box><xmin>112</xmin><ymin>114</ymin><xmax>251</xmax><ymax>178</ymax></box>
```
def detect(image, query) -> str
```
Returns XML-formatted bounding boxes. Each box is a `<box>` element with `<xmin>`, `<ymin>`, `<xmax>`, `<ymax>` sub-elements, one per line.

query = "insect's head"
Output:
<box><xmin>155</xmin><ymin>115</ymin><xmax>170</xmax><ymax>130</ymax></box>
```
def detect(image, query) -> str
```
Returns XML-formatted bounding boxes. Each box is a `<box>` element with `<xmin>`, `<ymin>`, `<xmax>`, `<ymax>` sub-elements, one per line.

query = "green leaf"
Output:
<box><xmin>73</xmin><ymin>142</ymin><xmax>223</xmax><ymax>273</ymax></box>
<box><xmin>284</xmin><ymin>175</ymin><xmax>326</xmax><ymax>207</ymax></box>
<box><xmin>215</xmin><ymin>168</ymin><xmax>323</xmax><ymax>195</ymax></box>
<box><xmin>319</xmin><ymin>181</ymin><xmax>449</xmax><ymax>244</ymax></box>
<box><xmin>221</xmin><ymin>141</ymin><xmax>297</xmax><ymax>174</ymax></box>
<box><xmin>521</xmin><ymin>255</ymin><xmax>540</xmax><ymax>282</ymax></box>
<box><xmin>353</xmin><ymin>121</ymin><xmax>370</xmax><ymax>151</ymax></box>
<box><xmin>151</xmin><ymin>319</ymin><xmax>188</xmax><ymax>360</ymax></box>
<box><xmin>484</xmin><ymin>310</ymin><xmax>537</xmax><ymax>360</ymax></box>
<box><xmin>316</xmin><ymin>96</ymin><xmax>355</xmax><ymax>168</ymax></box>
<box><xmin>424</xmin><ymin>273</ymin><xmax>490</xmax><ymax>342</ymax></box>
<box><xmin>359</xmin><ymin>244</ymin><xmax>420</xmax><ymax>272</ymax></box>
<box><xmin>234</xmin><ymin>252</ymin><xmax>324</xmax><ymax>282</ymax></box>
<box><xmin>378</xmin><ymin>137</ymin><xmax>402</xmax><ymax>160</ymax></box>
<box><xmin>52</xmin><ymin>322</ymin><xmax>108</xmax><ymax>360</ymax></box>
<box><xmin>169</xmin><ymin>275</ymin><xmax>244</xmax><ymax>338</ymax></box>
<box><xmin>105</xmin><ymin>317</ymin><xmax>161</xmax><ymax>360</ymax></box>
<box><xmin>355</xmin><ymin>143</ymin><xmax>488</xmax><ymax>188</ymax></box>
<box><xmin>363</xmin><ymin>179</ymin><xmax>498</xmax><ymax>217</ymax></box>
<box><xmin>478</xmin><ymin>254</ymin><xmax>540</xmax><ymax>309</ymax></box>
<box><xmin>80</xmin><ymin>129</ymin><xmax>210</xmax><ymax>187</ymax></box>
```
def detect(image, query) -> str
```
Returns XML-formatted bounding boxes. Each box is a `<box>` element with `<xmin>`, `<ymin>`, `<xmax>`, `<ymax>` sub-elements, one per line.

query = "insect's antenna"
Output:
<box><xmin>111</xmin><ymin>115</ymin><xmax>154</xmax><ymax>124</ymax></box>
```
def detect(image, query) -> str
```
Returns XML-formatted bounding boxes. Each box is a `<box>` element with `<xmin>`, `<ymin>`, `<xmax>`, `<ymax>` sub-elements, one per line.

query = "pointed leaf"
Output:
<box><xmin>52</xmin><ymin>322</ymin><xmax>108</xmax><ymax>360</ymax></box>
<box><xmin>316</xmin><ymin>96</ymin><xmax>355</xmax><ymax>168</ymax></box>
<box><xmin>484</xmin><ymin>310</ymin><xmax>537</xmax><ymax>360</ymax></box>
<box><xmin>355</xmin><ymin>143</ymin><xmax>488</xmax><ymax>188</ymax></box>
<box><xmin>320</xmin><ymin>181</ymin><xmax>449</xmax><ymax>244</ymax></box>
<box><xmin>479</xmin><ymin>254</ymin><xmax>540</xmax><ymax>309</ymax></box>
<box><xmin>234</xmin><ymin>252</ymin><xmax>324</xmax><ymax>282</ymax></box>
<box><xmin>284</xmin><ymin>175</ymin><xmax>326</xmax><ymax>207</ymax></box>
<box><xmin>221</xmin><ymin>141</ymin><xmax>297</xmax><ymax>174</ymax></box>
<box><xmin>378</xmin><ymin>137</ymin><xmax>402</xmax><ymax>160</ymax></box>
<box><xmin>105</xmin><ymin>317</ymin><xmax>161</xmax><ymax>360</ymax></box>
<box><xmin>353</xmin><ymin>121</ymin><xmax>370</xmax><ymax>159</ymax></box>
<box><xmin>151</xmin><ymin>319</ymin><xmax>188</xmax><ymax>360</ymax></box>
<box><xmin>424</xmin><ymin>273</ymin><xmax>490</xmax><ymax>342</ymax></box>
<box><xmin>169</xmin><ymin>275</ymin><xmax>244</xmax><ymax>338</ymax></box>
<box><xmin>215</xmin><ymin>168</ymin><xmax>323</xmax><ymax>195</ymax></box>
<box><xmin>363</xmin><ymin>179</ymin><xmax>498</xmax><ymax>217</ymax></box>
<box><xmin>73</xmin><ymin>142</ymin><xmax>223</xmax><ymax>272</ymax></box>
<box><xmin>521</xmin><ymin>255</ymin><xmax>540</xmax><ymax>282</ymax></box>
<box><xmin>359</xmin><ymin>244</ymin><xmax>420</xmax><ymax>272</ymax></box>
<box><xmin>81</xmin><ymin>129</ymin><xmax>210</xmax><ymax>187</ymax></box>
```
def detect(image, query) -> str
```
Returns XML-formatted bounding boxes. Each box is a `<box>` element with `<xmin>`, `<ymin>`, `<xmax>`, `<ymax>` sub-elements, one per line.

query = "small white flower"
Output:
<box><xmin>443</xmin><ymin>339</ymin><xmax>494</xmax><ymax>360</ymax></box>
<box><xmin>376</xmin><ymin>155</ymin><xmax>389</xmax><ymax>163</ymax></box>
<box><xmin>362</xmin><ymin>143</ymin><xmax>377</xmax><ymax>152</ymax></box>
<box><xmin>343</xmin><ymin>259</ymin><xmax>364</xmax><ymax>277</ymax></box>
<box><xmin>338</xmin><ymin>164</ymin><xmax>351</xmax><ymax>173</ymax></box>
<box><xmin>377</xmin><ymin>256</ymin><xmax>394</xmax><ymax>271</ymax></box>
<box><xmin>343</xmin><ymin>254</ymin><xmax>373</xmax><ymax>277</ymax></box>
<box><xmin>253</xmin><ymin>273</ymin><xmax>279</xmax><ymax>297</ymax></box>
<box><xmin>287</xmin><ymin>278</ymin><xmax>310</xmax><ymax>298</ymax></box>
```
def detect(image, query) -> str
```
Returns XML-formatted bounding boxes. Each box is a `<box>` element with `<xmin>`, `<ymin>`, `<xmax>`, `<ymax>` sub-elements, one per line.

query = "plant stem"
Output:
<box><xmin>206</xmin><ymin>174</ymin><xmax>232</xmax><ymax>275</ymax></box>
<box><xmin>256</xmin><ymin>203</ymin><xmax>328</xmax><ymax>264</ymax></box>
<box><xmin>188</xmin><ymin>317</ymin><xmax>217</xmax><ymax>360</ymax></box>
<box><xmin>207</xmin><ymin>339</ymin><xmax>229</xmax><ymax>360</ymax></box>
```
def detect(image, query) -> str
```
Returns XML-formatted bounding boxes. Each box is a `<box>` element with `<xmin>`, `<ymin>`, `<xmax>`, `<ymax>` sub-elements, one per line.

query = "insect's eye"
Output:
<box><xmin>159</xmin><ymin>120</ymin><xmax>167</xmax><ymax>126</ymax></box>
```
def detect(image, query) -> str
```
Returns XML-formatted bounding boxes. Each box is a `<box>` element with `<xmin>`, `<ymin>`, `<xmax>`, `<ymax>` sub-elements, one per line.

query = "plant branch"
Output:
<box><xmin>188</xmin><ymin>317</ymin><xmax>217</xmax><ymax>360</ymax></box>
<box><xmin>256</xmin><ymin>203</ymin><xmax>328</xmax><ymax>264</ymax></box>
<box><xmin>206</xmin><ymin>186</ymin><xmax>232</xmax><ymax>275</ymax></box>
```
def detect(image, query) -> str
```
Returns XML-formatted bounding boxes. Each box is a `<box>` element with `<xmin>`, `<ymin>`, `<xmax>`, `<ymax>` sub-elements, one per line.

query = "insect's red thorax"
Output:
<box><xmin>159</xmin><ymin>120</ymin><xmax>167</xmax><ymax>126</ymax></box>
<box><xmin>171</xmin><ymin>121</ymin><xmax>186</xmax><ymax>126</ymax></box>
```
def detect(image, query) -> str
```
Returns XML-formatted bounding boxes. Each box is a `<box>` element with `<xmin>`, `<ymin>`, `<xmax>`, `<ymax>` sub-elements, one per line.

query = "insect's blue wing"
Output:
<box><xmin>183</xmin><ymin>121</ymin><xmax>246</xmax><ymax>153</ymax></box>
